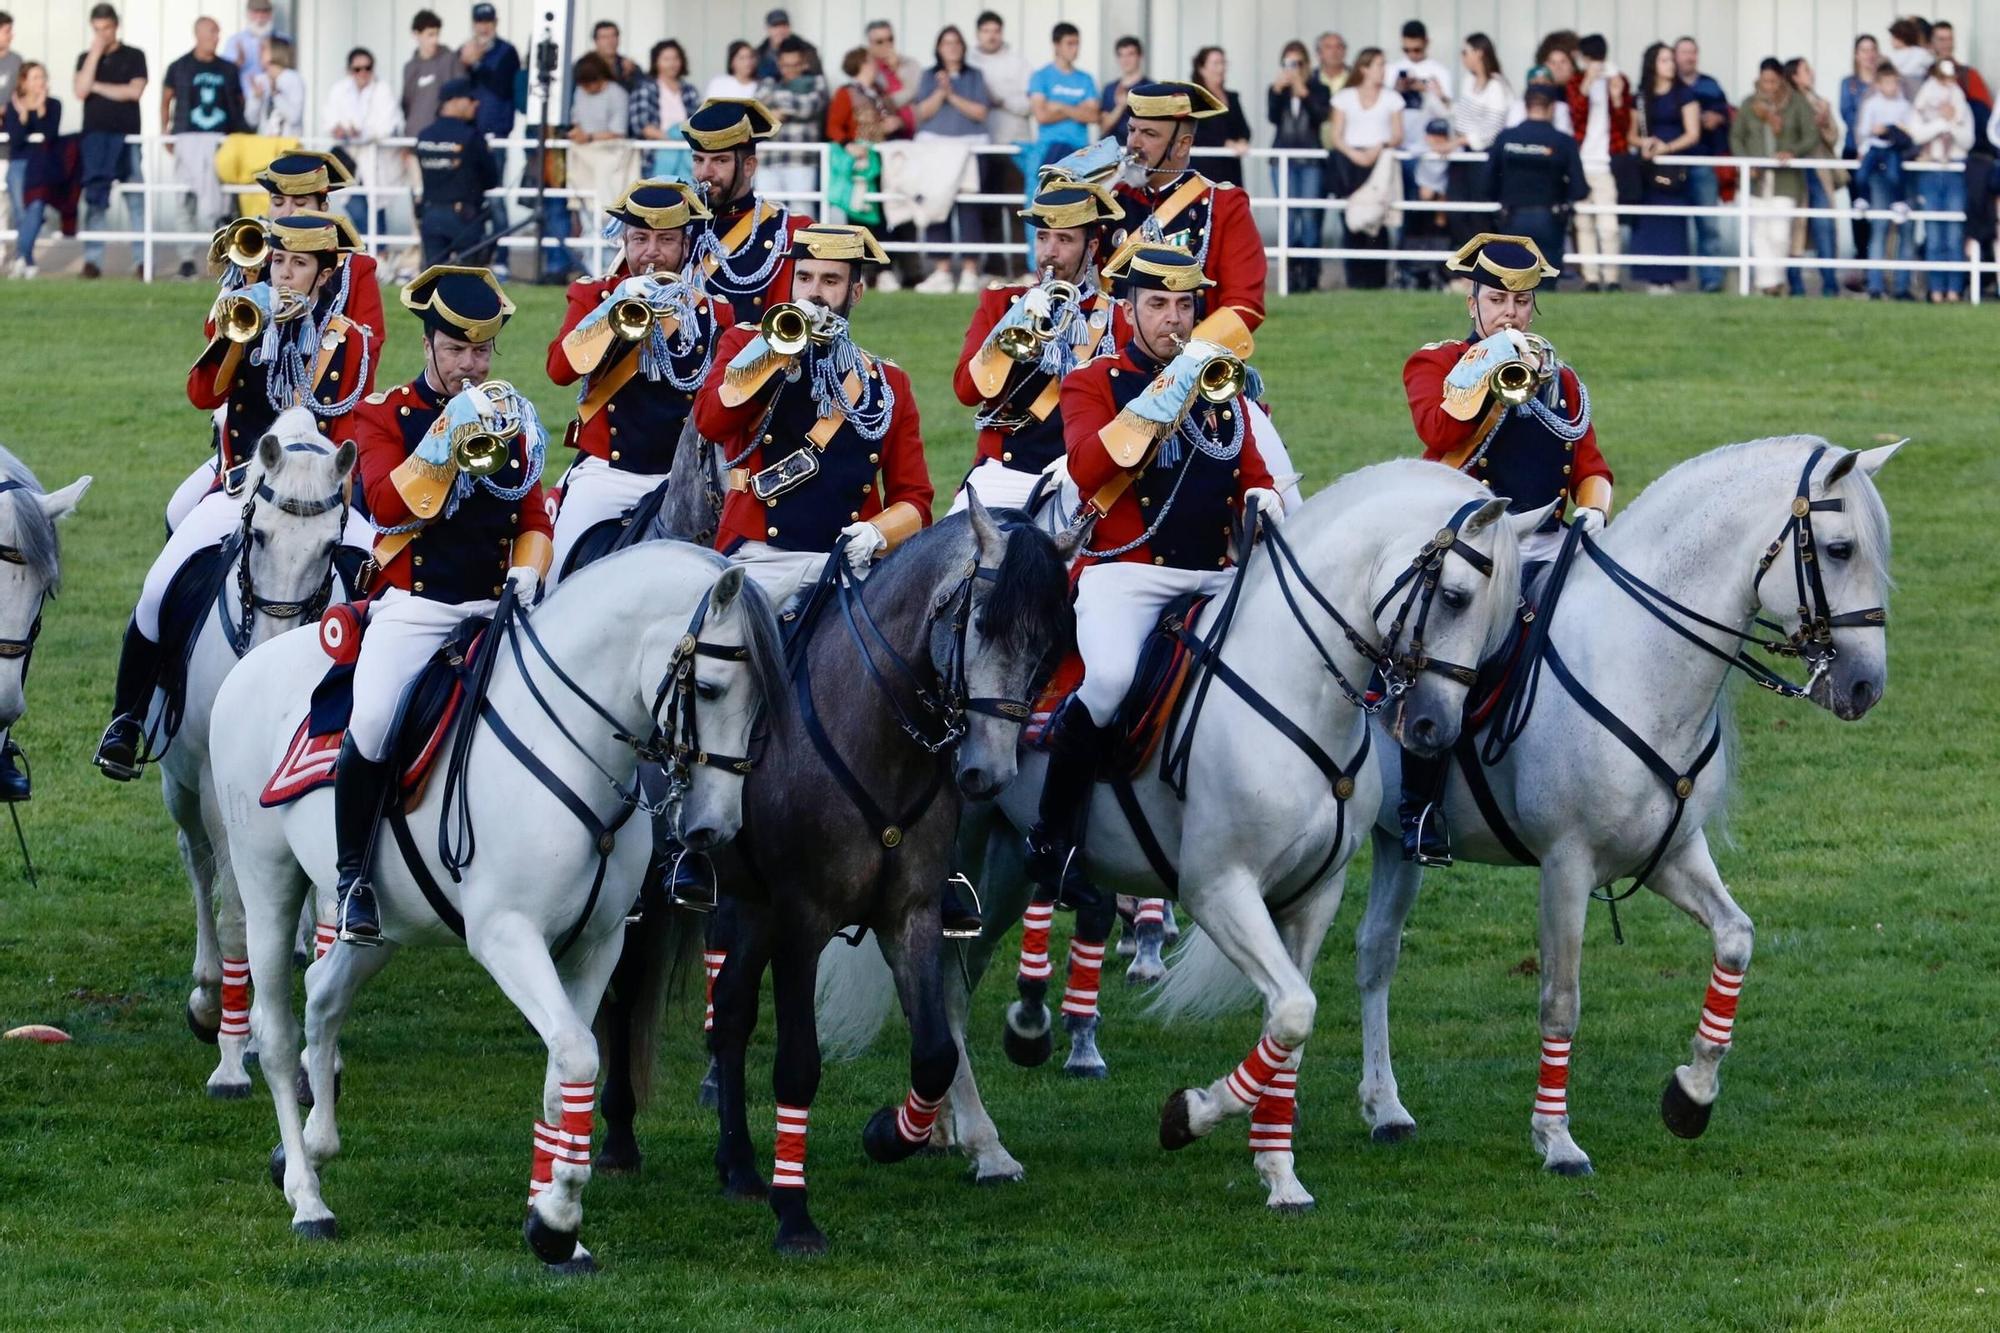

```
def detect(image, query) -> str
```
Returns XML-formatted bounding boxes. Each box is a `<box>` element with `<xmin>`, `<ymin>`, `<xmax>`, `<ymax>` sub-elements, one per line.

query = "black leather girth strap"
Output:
<box><xmin>1109</xmin><ymin>774</ymin><xmax>1179</xmax><ymax>894</ymax></box>
<box><xmin>386</xmin><ymin>803</ymin><xmax>467</xmax><ymax>939</ymax></box>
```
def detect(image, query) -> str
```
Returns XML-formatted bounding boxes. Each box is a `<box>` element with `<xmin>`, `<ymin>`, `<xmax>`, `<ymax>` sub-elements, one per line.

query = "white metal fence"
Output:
<box><xmin>1</xmin><ymin>132</ymin><xmax>1988</xmax><ymax>303</ymax></box>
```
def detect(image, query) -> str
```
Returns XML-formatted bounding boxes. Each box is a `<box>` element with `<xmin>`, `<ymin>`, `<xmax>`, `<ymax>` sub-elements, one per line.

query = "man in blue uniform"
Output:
<box><xmin>1483</xmin><ymin>83</ymin><xmax>1587</xmax><ymax>284</ymax></box>
<box><xmin>414</xmin><ymin>78</ymin><xmax>501</xmax><ymax>267</ymax></box>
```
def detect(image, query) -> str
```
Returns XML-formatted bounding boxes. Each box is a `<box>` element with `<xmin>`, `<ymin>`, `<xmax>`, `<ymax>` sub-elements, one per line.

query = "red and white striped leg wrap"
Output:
<box><xmin>219</xmin><ymin>957</ymin><xmax>251</xmax><ymax>1040</ymax></box>
<box><xmin>1016</xmin><ymin>901</ymin><xmax>1054</xmax><ymax>983</ymax></box>
<box><xmin>1223</xmin><ymin>1033</ymin><xmax>1297</xmax><ymax>1108</ymax></box>
<box><xmin>893</xmin><ymin>1088</ymin><xmax>944</xmax><ymax>1145</ymax></box>
<box><xmin>1534</xmin><ymin>1035</ymin><xmax>1572</xmax><ymax>1118</ymax></box>
<box><xmin>1696</xmin><ymin>961</ymin><xmax>1745</xmax><ymax>1048</ymax></box>
<box><xmin>702</xmin><ymin>950</ymin><xmax>727</xmax><ymax>1033</ymax></box>
<box><xmin>1059</xmin><ymin>938</ymin><xmax>1106</xmax><ymax>1018</ymax></box>
<box><xmin>313</xmin><ymin>922</ymin><xmax>336</xmax><ymax>961</ymax></box>
<box><xmin>772</xmin><ymin>1103</ymin><xmax>809</xmax><ymax>1189</ymax></box>
<box><xmin>1136</xmin><ymin>899</ymin><xmax>1166</xmax><ymax>927</ymax></box>
<box><xmin>555</xmin><ymin>1080</ymin><xmax>595</xmax><ymax>1173</ymax></box>
<box><xmin>1248</xmin><ymin>1051</ymin><xmax>1302</xmax><ymax>1155</ymax></box>
<box><xmin>529</xmin><ymin>1119</ymin><xmax>559</xmax><ymax>1202</ymax></box>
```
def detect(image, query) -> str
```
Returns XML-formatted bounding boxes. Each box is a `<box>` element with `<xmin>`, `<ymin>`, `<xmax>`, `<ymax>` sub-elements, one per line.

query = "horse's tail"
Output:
<box><xmin>1145</xmin><ymin>925</ymin><xmax>1259</xmax><ymax>1024</ymax></box>
<box><xmin>613</xmin><ymin>906</ymin><xmax>706</xmax><ymax>1112</ymax></box>
<box><xmin>814</xmin><ymin>933</ymin><xmax>898</xmax><ymax>1060</ymax></box>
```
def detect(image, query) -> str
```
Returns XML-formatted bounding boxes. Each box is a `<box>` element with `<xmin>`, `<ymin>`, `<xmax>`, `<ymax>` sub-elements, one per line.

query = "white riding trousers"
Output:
<box><xmin>1246</xmin><ymin>401</ymin><xmax>1305</xmax><ymax>513</ymax></box>
<box><xmin>166</xmin><ymin>455</ymin><xmax>220</xmax><ymax>531</ymax></box>
<box><xmin>1073</xmin><ymin>562</ymin><xmax>1232</xmax><ymax>726</ymax></box>
<box><xmin>348</xmin><ymin>588</ymin><xmax>499</xmax><ymax>763</ymax></box>
<box><xmin>548</xmin><ymin>454</ymin><xmax>666</xmax><ymax>588</ymax></box>
<box><xmin>728</xmin><ymin>540</ymin><xmax>837</xmax><ymax>617</ymax></box>
<box><xmin>947</xmin><ymin>458</ymin><xmax>1041</xmax><ymax>516</ymax></box>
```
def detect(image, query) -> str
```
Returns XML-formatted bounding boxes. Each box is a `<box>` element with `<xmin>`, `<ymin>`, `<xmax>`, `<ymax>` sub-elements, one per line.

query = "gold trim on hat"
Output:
<box><xmin>254</xmin><ymin>150</ymin><xmax>354</xmax><ymax>196</ymax></box>
<box><xmin>607</xmin><ymin>179</ymin><xmax>711</xmax><ymax>229</ymax></box>
<box><xmin>684</xmin><ymin>97</ymin><xmax>781</xmax><ymax>150</ymax></box>
<box><xmin>400</xmin><ymin>265</ymin><xmax>516</xmax><ymax>343</ymax></box>
<box><xmin>268</xmin><ymin>210</ymin><xmax>358</xmax><ymax>254</ymax></box>
<box><xmin>792</xmin><ymin>224</ymin><xmax>891</xmax><ymax>266</ymax></box>
<box><xmin>1444</xmin><ymin>232</ymin><xmax>1561</xmax><ymax>289</ymax></box>
<box><xmin>1019</xmin><ymin>180</ymin><xmax>1125</xmax><ymax>229</ymax></box>
<box><xmin>1126</xmin><ymin>82</ymin><xmax>1226</xmax><ymax>120</ymax></box>
<box><xmin>1101</xmin><ymin>237</ymin><xmax>1215</xmax><ymax>291</ymax></box>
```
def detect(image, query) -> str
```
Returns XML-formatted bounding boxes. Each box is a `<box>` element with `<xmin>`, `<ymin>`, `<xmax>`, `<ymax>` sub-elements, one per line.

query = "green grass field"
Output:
<box><xmin>0</xmin><ymin>282</ymin><xmax>1996</xmax><ymax>1330</ymax></box>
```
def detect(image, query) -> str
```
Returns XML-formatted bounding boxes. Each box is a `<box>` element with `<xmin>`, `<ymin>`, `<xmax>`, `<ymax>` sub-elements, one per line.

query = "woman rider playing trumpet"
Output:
<box><xmin>95</xmin><ymin>212</ymin><xmax>377</xmax><ymax>780</ymax></box>
<box><xmin>1397</xmin><ymin>232</ymin><xmax>1613</xmax><ymax>865</ymax></box>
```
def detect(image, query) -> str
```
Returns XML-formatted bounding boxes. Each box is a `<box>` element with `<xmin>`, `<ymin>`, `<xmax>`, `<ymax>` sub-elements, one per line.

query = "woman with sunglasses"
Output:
<box><xmin>324</xmin><ymin>47</ymin><xmax>402</xmax><ymax>253</ymax></box>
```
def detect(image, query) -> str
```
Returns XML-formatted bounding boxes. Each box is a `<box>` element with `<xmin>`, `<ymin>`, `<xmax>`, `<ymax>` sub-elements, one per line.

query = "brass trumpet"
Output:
<box><xmin>609</xmin><ymin>296</ymin><xmax>655</xmax><ymax>341</ymax></box>
<box><xmin>1196</xmin><ymin>352</ymin><xmax>1247</xmax><ymax>403</ymax></box>
<box><xmin>761</xmin><ymin>302</ymin><xmax>815</xmax><ymax>356</ymax></box>
<box><xmin>207</xmin><ymin>217</ymin><xmax>269</xmax><ymax>274</ymax></box>
<box><xmin>1489</xmin><ymin>333</ymin><xmax>1555</xmax><ymax>407</ymax></box>
<box><xmin>449</xmin><ymin>380</ymin><xmax>523</xmax><ymax>477</ymax></box>
<box><xmin>216</xmin><ymin>287</ymin><xmax>308</xmax><ymax>344</ymax></box>
<box><xmin>996</xmin><ymin>270</ymin><xmax>1080</xmax><ymax>362</ymax></box>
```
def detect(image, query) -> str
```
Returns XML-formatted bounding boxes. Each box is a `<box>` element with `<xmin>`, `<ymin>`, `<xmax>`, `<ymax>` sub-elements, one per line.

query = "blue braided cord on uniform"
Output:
<box><xmin>1079</xmin><ymin>407</ymin><xmax>1243</xmax><ymax>559</ymax></box>
<box><xmin>1458</xmin><ymin>369</ymin><xmax>1592</xmax><ymax>474</ymax></box>
<box><xmin>639</xmin><ymin>279</ymin><xmax>713</xmax><ymax>389</ymax></box>
<box><xmin>256</xmin><ymin>305</ymin><xmax>321</xmax><ymax>413</ymax></box>
<box><xmin>807</xmin><ymin>322</ymin><xmax>895</xmax><ymax>442</ymax></box>
<box><xmin>374</xmin><ymin>388</ymin><xmax>549</xmax><ymax>532</ymax></box>
<box><xmin>693</xmin><ymin>203</ymin><xmax>791</xmax><ymax>297</ymax></box>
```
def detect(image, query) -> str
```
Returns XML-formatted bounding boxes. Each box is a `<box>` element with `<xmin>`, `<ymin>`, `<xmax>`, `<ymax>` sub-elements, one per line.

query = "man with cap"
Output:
<box><xmin>1104</xmin><ymin>80</ymin><xmax>1267</xmax><ymax>342</ymax></box>
<box><xmin>414</xmin><ymin>78</ymin><xmax>502</xmax><ymax>268</ymax></box>
<box><xmin>1396</xmin><ymin>231</ymin><xmax>1611</xmax><ymax>865</ymax></box>
<box><xmin>1026</xmin><ymin>241</ymin><xmax>1281</xmax><ymax>898</ymax></box>
<box><xmin>681</xmin><ymin>98</ymin><xmax>816</xmax><ymax>323</ymax></box>
<box><xmin>951</xmin><ymin>178</ymin><xmax>1128</xmax><ymax>514</ymax></box>
<box><xmin>330</xmin><ymin>266</ymin><xmax>554</xmax><ymax>944</ymax></box>
<box><xmin>545</xmin><ymin>179</ymin><xmax>731</xmax><ymax>584</ymax></box>
<box><xmin>458</xmin><ymin>3</ymin><xmax>521</xmax><ymax>139</ymax></box>
<box><xmin>96</xmin><ymin>212</ymin><xmax>378</xmax><ymax>780</ymax></box>
<box><xmin>253</xmin><ymin>149</ymin><xmax>388</xmax><ymax>351</ymax></box>
<box><xmin>1481</xmin><ymin>82</ymin><xmax>1587</xmax><ymax>283</ymax></box>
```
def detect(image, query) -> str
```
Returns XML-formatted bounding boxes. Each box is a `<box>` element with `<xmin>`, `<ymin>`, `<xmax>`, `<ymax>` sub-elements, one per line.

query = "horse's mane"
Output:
<box><xmin>0</xmin><ymin>443</ymin><xmax>61</xmax><ymax>591</ymax></box>
<box><xmin>984</xmin><ymin>517</ymin><xmax>1075</xmax><ymax>665</ymax></box>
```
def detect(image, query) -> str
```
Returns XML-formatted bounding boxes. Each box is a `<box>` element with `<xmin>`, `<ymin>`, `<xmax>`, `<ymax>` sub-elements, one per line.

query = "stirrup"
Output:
<box><xmin>1410</xmin><ymin>803</ymin><xmax>1453</xmax><ymax>869</ymax></box>
<box><xmin>941</xmin><ymin>872</ymin><xmax>983</xmax><ymax>940</ymax></box>
<box><xmin>92</xmin><ymin>718</ymin><xmax>145</xmax><ymax>782</ymax></box>
<box><xmin>335</xmin><ymin>880</ymin><xmax>385</xmax><ymax>947</ymax></box>
<box><xmin>667</xmin><ymin>845</ymin><xmax>717</xmax><ymax>913</ymax></box>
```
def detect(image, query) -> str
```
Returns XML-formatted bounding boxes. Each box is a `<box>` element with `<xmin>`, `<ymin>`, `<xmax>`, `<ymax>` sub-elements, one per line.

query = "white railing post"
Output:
<box><xmin>1736</xmin><ymin>159</ymin><xmax>1752</xmax><ymax>295</ymax></box>
<box><xmin>1275</xmin><ymin>149</ymin><xmax>1290</xmax><ymax>298</ymax></box>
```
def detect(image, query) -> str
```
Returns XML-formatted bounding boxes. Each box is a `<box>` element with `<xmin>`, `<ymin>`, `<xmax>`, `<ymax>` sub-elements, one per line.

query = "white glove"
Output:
<box><xmin>1020</xmin><ymin>285</ymin><xmax>1054</xmax><ymax>321</ymax></box>
<box><xmin>506</xmin><ymin>564</ymin><xmax>542</xmax><ymax>601</ymax></box>
<box><xmin>1573</xmin><ymin>506</ymin><xmax>1607</xmax><ymax>534</ymax></box>
<box><xmin>839</xmin><ymin>521</ymin><xmax>887</xmax><ymax>572</ymax></box>
<box><xmin>803</xmin><ymin>301</ymin><xmax>840</xmax><ymax>337</ymax></box>
<box><xmin>1242</xmin><ymin>487</ymin><xmax>1284</xmax><ymax>530</ymax></box>
<box><xmin>612</xmin><ymin>275</ymin><xmax>656</xmax><ymax>301</ymax></box>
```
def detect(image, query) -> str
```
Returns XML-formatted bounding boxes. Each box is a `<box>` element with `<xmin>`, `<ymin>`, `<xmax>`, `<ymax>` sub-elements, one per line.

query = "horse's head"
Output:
<box><xmin>1372</xmin><ymin>487</ymin><xmax>1543</xmax><ymax>758</ymax></box>
<box><xmin>645</xmin><ymin>563</ymin><xmax>784</xmax><ymax>852</ymax></box>
<box><xmin>242</xmin><ymin>408</ymin><xmax>356</xmax><ymax>640</ymax></box>
<box><xmin>0</xmin><ymin>455</ymin><xmax>89</xmax><ymax>729</ymax></box>
<box><xmin>948</xmin><ymin>489</ymin><xmax>1077</xmax><ymax>800</ymax></box>
<box><xmin>1753</xmin><ymin>442</ymin><xmax>1899</xmax><ymax>721</ymax></box>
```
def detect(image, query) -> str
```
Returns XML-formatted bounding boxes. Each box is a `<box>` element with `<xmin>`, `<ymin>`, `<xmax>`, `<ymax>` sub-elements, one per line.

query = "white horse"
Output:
<box><xmin>212</xmin><ymin>542</ymin><xmax>783</xmax><ymax>1270</ymax></box>
<box><xmin>1346</xmin><ymin>436</ymin><xmax>1899</xmax><ymax>1175</ymax></box>
<box><xmin>152</xmin><ymin>408</ymin><xmax>360</xmax><ymax>1098</ymax></box>
<box><xmin>0</xmin><ymin>446</ymin><xmax>91</xmax><ymax>774</ymax></box>
<box><xmin>825</xmin><ymin>460</ymin><xmax>1546</xmax><ymax>1208</ymax></box>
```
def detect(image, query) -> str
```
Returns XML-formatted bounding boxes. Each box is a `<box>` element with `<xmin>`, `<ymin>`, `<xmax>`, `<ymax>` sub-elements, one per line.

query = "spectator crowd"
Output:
<box><xmin>1</xmin><ymin>5</ymin><xmax>1995</xmax><ymax>300</ymax></box>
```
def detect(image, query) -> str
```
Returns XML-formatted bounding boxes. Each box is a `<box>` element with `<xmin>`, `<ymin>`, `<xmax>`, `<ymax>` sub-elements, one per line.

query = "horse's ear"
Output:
<box><xmin>257</xmin><ymin>433</ymin><xmax>284</xmax><ymax>473</ymax></box>
<box><xmin>1459</xmin><ymin>496</ymin><xmax>1511</xmax><ymax>536</ymax></box>
<box><xmin>712</xmin><ymin>564</ymin><xmax>746</xmax><ymax>611</ymax></box>
<box><xmin>38</xmin><ymin>475</ymin><xmax>92</xmax><ymax>522</ymax></box>
<box><xmin>1052</xmin><ymin>508</ymin><xmax>1095</xmax><ymax>561</ymax></box>
<box><xmin>1502</xmin><ymin>498</ymin><xmax>1560</xmax><ymax>540</ymax></box>
<box><xmin>965</xmin><ymin>486</ymin><xmax>1002</xmax><ymax>563</ymax></box>
<box><xmin>1853</xmin><ymin>441</ymin><xmax>1904</xmax><ymax>477</ymax></box>
<box><xmin>332</xmin><ymin>441</ymin><xmax>357</xmax><ymax>480</ymax></box>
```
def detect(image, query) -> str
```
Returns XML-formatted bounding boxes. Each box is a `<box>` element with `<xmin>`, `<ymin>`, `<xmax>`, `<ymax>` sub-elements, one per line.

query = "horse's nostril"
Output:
<box><xmin>684</xmin><ymin>826</ymin><xmax>717</xmax><ymax>851</ymax></box>
<box><xmin>1410</xmin><ymin>716</ymin><xmax>1439</xmax><ymax>747</ymax></box>
<box><xmin>1851</xmin><ymin>678</ymin><xmax>1876</xmax><ymax>708</ymax></box>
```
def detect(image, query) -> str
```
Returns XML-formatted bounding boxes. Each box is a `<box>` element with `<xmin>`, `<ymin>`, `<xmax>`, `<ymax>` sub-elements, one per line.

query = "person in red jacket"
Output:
<box><xmin>1026</xmin><ymin>242</ymin><xmax>1280</xmax><ymax>897</ymax></box>
<box><xmin>693</xmin><ymin>223</ymin><xmax>931</xmax><ymax>614</ymax></box>
<box><xmin>1397</xmin><ymin>231</ymin><xmax>1613</xmax><ymax>864</ymax></box>
<box><xmin>683</xmin><ymin>99</ymin><xmax>816</xmax><ymax>322</ymax></box>
<box><xmin>95</xmin><ymin>212</ymin><xmax>375</xmax><ymax>780</ymax></box>
<box><xmin>545</xmin><ymin>179</ymin><xmax>732</xmax><ymax>584</ymax></box>
<box><xmin>253</xmin><ymin>151</ymin><xmax>388</xmax><ymax>354</ymax></box>
<box><xmin>950</xmin><ymin>178</ymin><xmax>1129</xmax><ymax>514</ymax></box>
<box><xmin>330</xmin><ymin>266</ymin><xmax>553</xmax><ymax>944</ymax></box>
<box><xmin>1106</xmin><ymin>81</ymin><xmax>1266</xmax><ymax>345</ymax></box>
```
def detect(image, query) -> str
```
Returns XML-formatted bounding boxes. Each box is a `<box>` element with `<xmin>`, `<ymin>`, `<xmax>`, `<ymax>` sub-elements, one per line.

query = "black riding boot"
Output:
<box><xmin>939</xmin><ymin>872</ymin><xmax>983</xmax><ymax>940</ymax></box>
<box><xmin>1397</xmin><ymin>746</ymin><xmax>1452</xmax><ymax>867</ymax></box>
<box><xmin>661</xmin><ymin>834</ymin><xmax>716</xmax><ymax>912</ymax></box>
<box><xmin>333</xmin><ymin>739</ymin><xmax>393</xmax><ymax>946</ymax></box>
<box><xmin>1024</xmin><ymin>701</ymin><xmax>1108</xmax><ymax>908</ymax></box>
<box><xmin>0</xmin><ymin>736</ymin><xmax>29</xmax><ymax>802</ymax></box>
<box><xmin>94</xmin><ymin>621</ymin><xmax>162</xmax><ymax>781</ymax></box>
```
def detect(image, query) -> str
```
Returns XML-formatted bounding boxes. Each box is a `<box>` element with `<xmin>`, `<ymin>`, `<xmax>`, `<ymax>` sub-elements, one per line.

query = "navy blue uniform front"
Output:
<box><xmin>414</xmin><ymin>117</ymin><xmax>501</xmax><ymax>265</ymax></box>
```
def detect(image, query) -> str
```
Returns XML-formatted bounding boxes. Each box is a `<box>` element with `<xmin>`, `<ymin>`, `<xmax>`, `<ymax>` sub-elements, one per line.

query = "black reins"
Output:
<box><xmin>0</xmin><ymin>480</ymin><xmax>45</xmax><ymax>672</ymax></box>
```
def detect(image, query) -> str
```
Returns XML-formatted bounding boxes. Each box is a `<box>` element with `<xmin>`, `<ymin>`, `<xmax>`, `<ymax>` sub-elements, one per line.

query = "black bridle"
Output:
<box><xmin>0</xmin><ymin>480</ymin><xmax>46</xmax><ymax>674</ymax></box>
<box><xmin>223</xmin><ymin>460</ymin><xmax>349</xmax><ymax>657</ymax></box>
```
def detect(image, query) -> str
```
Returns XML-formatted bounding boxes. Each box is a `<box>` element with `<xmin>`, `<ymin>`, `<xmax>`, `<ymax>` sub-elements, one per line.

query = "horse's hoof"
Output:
<box><xmin>914</xmin><ymin>1140</ymin><xmax>952</xmax><ymax>1159</ymax></box>
<box><xmin>717</xmin><ymin>1165</ymin><xmax>768</xmax><ymax>1202</ymax></box>
<box><xmin>242</xmin><ymin>1047</ymin><xmax>261</xmax><ymax>1070</ymax></box>
<box><xmin>523</xmin><ymin>1209</ymin><xmax>579</xmax><ymax>1267</ymax></box>
<box><xmin>861</xmin><ymin>1105</ymin><xmax>920</xmax><ymax>1165</ymax></box>
<box><xmin>773</xmin><ymin>1227</ymin><xmax>828</xmax><ymax>1257</ymax></box>
<box><xmin>1002</xmin><ymin>1016</ymin><xmax>1053</xmax><ymax>1068</ymax></box>
<box><xmin>292</xmin><ymin>949</ymin><xmax>311</xmax><ymax>972</ymax></box>
<box><xmin>1269</xmin><ymin>1199</ymin><xmax>1317</xmax><ymax>1216</ymax></box>
<box><xmin>1159</xmin><ymin>1089</ymin><xmax>1198</xmax><ymax>1151</ymax></box>
<box><xmin>596</xmin><ymin>1140</ymin><xmax>643</xmax><ymax>1176</ymax></box>
<box><xmin>1545</xmin><ymin>1157</ymin><xmax>1595</xmax><ymax>1178</ymax></box>
<box><xmin>1370</xmin><ymin>1121</ymin><xmax>1418</xmax><ymax>1145</ymax></box>
<box><xmin>770</xmin><ymin>1186</ymin><xmax>828</xmax><ymax>1255</ymax></box>
<box><xmin>186</xmin><ymin>1001</ymin><xmax>220</xmax><ymax>1046</ymax></box>
<box><xmin>268</xmin><ymin>1143</ymin><xmax>287</xmax><ymax>1190</ymax></box>
<box><xmin>291</xmin><ymin>1216</ymin><xmax>337</xmax><ymax>1241</ymax></box>
<box><xmin>207</xmin><ymin>1079</ymin><xmax>252</xmax><ymax>1101</ymax></box>
<box><xmin>545</xmin><ymin>1249</ymin><xmax>598</xmax><ymax>1277</ymax></box>
<box><xmin>1660</xmin><ymin>1074</ymin><xmax>1715</xmax><ymax>1140</ymax></box>
<box><xmin>1063</xmin><ymin>1060</ymin><xmax>1109</xmax><ymax>1080</ymax></box>
<box><xmin>972</xmin><ymin>1166</ymin><xmax>1025</xmax><ymax>1186</ymax></box>
<box><xmin>696</xmin><ymin>1062</ymin><xmax>720</xmax><ymax>1111</ymax></box>
<box><xmin>1125</xmin><ymin>965</ymin><xmax>1163</xmax><ymax>986</ymax></box>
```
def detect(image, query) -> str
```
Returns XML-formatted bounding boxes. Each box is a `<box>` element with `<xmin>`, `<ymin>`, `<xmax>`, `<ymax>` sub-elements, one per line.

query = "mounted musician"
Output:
<box><xmin>950</xmin><ymin>179</ymin><xmax>1128</xmax><ymax>514</ymax></box>
<box><xmin>95</xmin><ymin>211</ymin><xmax>376</xmax><ymax>781</ymax></box>
<box><xmin>1027</xmin><ymin>242</ymin><xmax>1282</xmax><ymax>898</ymax></box>
<box><xmin>248</xmin><ymin>149</ymin><xmax>387</xmax><ymax>353</ymax></box>
<box><xmin>1397</xmin><ymin>232</ymin><xmax>1613</xmax><ymax>865</ymax></box>
<box><xmin>330</xmin><ymin>267</ymin><xmax>553</xmax><ymax>944</ymax></box>
<box><xmin>545</xmin><ymin>179</ymin><xmax>731</xmax><ymax>583</ymax></box>
<box><xmin>682</xmin><ymin>98</ymin><xmax>815</xmax><ymax>323</ymax></box>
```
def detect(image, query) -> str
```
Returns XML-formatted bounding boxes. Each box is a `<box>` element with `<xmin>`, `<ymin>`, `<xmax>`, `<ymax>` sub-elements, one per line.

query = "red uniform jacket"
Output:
<box><xmin>1064</xmin><ymin>341</ymin><xmax>1273</xmax><ymax>570</ymax></box>
<box><xmin>1404</xmin><ymin>339</ymin><xmax>1610</xmax><ymax>516</ymax></box>
<box><xmin>698</xmin><ymin>197</ymin><xmax>815</xmax><ymax>321</ymax></box>
<box><xmin>545</xmin><ymin>271</ymin><xmax>734</xmax><ymax>471</ymax></box>
<box><xmin>187</xmin><ymin>308</ymin><xmax>371</xmax><ymax>480</ymax></box>
<box><xmin>1113</xmin><ymin>171</ymin><xmax>1266</xmax><ymax>332</ymax></box>
<box><xmin>341</xmin><ymin>253</ymin><xmax>387</xmax><ymax>368</ymax></box>
<box><xmin>952</xmin><ymin>283</ymin><xmax>1131</xmax><ymax>472</ymax></box>
<box><xmin>694</xmin><ymin>323</ymin><xmax>933</xmax><ymax>554</ymax></box>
